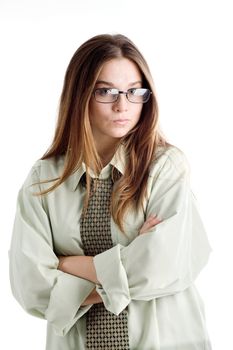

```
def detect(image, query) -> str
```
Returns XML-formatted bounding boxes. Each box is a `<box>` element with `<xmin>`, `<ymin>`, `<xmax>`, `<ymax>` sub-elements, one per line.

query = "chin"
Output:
<box><xmin>110</xmin><ymin>127</ymin><xmax>133</xmax><ymax>138</ymax></box>
<box><xmin>110</xmin><ymin>131</ymin><xmax>130</xmax><ymax>139</ymax></box>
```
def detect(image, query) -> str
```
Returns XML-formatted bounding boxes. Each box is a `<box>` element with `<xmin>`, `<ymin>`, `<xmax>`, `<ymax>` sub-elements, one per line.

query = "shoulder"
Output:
<box><xmin>23</xmin><ymin>156</ymin><xmax>65</xmax><ymax>187</ymax></box>
<box><xmin>149</xmin><ymin>145</ymin><xmax>191</xmax><ymax>181</ymax></box>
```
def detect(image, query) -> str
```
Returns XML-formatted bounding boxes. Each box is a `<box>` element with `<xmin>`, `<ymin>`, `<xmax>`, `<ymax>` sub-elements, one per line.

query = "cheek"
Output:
<box><xmin>133</xmin><ymin>105</ymin><xmax>143</xmax><ymax>122</ymax></box>
<box><xmin>89</xmin><ymin>102</ymin><xmax>109</xmax><ymax>123</ymax></box>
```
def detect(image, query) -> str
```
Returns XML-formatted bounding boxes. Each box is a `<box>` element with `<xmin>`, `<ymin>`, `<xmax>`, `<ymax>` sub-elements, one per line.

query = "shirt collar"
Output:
<box><xmin>70</xmin><ymin>144</ymin><xmax>127</xmax><ymax>191</ymax></box>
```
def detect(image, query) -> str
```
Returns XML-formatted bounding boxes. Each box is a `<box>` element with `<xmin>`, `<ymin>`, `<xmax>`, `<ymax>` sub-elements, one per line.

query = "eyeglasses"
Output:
<box><xmin>93</xmin><ymin>88</ymin><xmax>152</xmax><ymax>104</ymax></box>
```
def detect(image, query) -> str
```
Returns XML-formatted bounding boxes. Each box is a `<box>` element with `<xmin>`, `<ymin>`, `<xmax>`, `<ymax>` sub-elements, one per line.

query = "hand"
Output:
<box><xmin>139</xmin><ymin>214</ymin><xmax>162</xmax><ymax>235</ymax></box>
<box><xmin>81</xmin><ymin>288</ymin><xmax>103</xmax><ymax>306</ymax></box>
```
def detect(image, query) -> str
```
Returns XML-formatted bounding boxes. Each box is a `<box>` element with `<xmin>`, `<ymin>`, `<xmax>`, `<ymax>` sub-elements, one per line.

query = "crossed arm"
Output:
<box><xmin>58</xmin><ymin>215</ymin><xmax>161</xmax><ymax>306</ymax></box>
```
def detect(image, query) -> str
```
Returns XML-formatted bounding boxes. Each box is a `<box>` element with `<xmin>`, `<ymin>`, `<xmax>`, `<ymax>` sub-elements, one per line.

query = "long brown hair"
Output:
<box><xmin>40</xmin><ymin>34</ymin><xmax>170</xmax><ymax>232</ymax></box>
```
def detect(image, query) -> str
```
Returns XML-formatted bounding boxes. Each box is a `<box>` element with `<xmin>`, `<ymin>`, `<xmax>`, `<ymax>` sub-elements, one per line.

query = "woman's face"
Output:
<box><xmin>89</xmin><ymin>57</ymin><xmax>143</xmax><ymax>148</ymax></box>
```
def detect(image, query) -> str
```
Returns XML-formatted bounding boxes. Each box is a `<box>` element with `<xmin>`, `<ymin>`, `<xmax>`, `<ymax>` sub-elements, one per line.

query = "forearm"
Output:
<box><xmin>58</xmin><ymin>255</ymin><xmax>99</xmax><ymax>284</ymax></box>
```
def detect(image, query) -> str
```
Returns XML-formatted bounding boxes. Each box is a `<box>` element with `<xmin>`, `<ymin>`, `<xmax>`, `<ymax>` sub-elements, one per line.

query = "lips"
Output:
<box><xmin>113</xmin><ymin>119</ymin><xmax>129</xmax><ymax>124</ymax></box>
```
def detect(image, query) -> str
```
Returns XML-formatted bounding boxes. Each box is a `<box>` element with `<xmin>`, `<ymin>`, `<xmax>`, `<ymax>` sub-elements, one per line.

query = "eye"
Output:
<box><xmin>97</xmin><ymin>88</ymin><xmax>112</xmax><ymax>96</ymax></box>
<box><xmin>127</xmin><ymin>88</ymin><xmax>137</xmax><ymax>95</ymax></box>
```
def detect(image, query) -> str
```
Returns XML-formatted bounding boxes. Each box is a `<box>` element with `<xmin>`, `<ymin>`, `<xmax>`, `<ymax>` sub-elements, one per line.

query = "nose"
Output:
<box><xmin>112</xmin><ymin>93</ymin><xmax>128</xmax><ymax>112</ymax></box>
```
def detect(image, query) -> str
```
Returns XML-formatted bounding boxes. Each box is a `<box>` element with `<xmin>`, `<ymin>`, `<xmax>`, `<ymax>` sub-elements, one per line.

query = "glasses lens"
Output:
<box><xmin>94</xmin><ymin>88</ymin><xmax>151</xmax><ymax>103</ymax></box>
<box><xmin>94</xmin><ymin>88</ymin><xmax>118</xmax><ymax>103</ymax></box>
<box><xmin>127</xmin><ymin>88</ymin><xmax>151</xmax><ymax>103</ymax></box>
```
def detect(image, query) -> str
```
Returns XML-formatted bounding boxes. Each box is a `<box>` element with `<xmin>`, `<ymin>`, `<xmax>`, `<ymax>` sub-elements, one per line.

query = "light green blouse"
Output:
<box><xmin>9</xmin><ymin>145</ymin><xmax>212</xmax><ymax>350</ymax></box>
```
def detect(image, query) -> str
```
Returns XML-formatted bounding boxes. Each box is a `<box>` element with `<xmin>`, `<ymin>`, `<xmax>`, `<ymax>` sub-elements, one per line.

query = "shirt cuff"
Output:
<box><xmin>45</xmin><ymin>272</ymin><xmax>94</xmax><ymax>336</ymax></box>
<box><xmin>93</xmin><ymin>244</ymin><xmax>131</xmax><ymax>315</ymax></box>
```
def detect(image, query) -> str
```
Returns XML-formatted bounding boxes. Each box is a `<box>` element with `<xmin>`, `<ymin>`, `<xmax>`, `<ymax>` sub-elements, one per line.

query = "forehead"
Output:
<box><xmin>97</xmin><ymin>58</ymin><xmax>142</xmax><ymax>86</ymax></box>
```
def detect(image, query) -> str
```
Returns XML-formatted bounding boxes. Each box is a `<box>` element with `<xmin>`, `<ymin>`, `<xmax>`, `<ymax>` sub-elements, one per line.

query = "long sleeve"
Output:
<box><xmin>9</xmin><ymin>166</ymin><xmax>94</xmax><ymax>336</ymax></box>
<box><xmin>93</xmin><ymin>148</ymin><xmax>212</xmax><ymax>315</ymax></box>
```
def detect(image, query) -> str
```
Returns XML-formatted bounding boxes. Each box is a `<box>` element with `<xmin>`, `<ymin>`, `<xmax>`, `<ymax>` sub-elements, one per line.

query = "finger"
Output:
<box><xmin>146</xmin><ymin>218</ymin><xmax>162</xmax><ymax>229</ymax></box>
<box><xmin>152</xmin><ymin>217</ymin><xmax>162</xmax><ymax>224</ymax></box>
<box><xmin>147</xmin><ymin>214</ymin><xmax>160</xmax><ymax>222</ymax></box>
<box><xmin>139</xmin><ymin>215</ymin><xmax>162</xmax><ymax>235</ymax></box>
<box><xmin>147</xmin><ymin>214</ymin><xmax>157</xmax><ymax>220</ymax></box>
<box><xmin>148</xmin><ymin>216</ymin><xmax>161</xmax><ymax>224</ymax></box>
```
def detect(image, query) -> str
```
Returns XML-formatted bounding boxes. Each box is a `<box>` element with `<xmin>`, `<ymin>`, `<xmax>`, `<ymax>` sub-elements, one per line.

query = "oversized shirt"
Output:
<box><xmin>9</xmin><ymin>145</ymin><xmax>212</xmax><ymax>350</ymax></box>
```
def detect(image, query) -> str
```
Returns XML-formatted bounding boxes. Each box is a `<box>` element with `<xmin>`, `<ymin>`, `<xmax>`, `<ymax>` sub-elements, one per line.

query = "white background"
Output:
<box><xmin>1</xmin><ymin>0</ymin><xmax>233</xmax><ymax>348</ymax></box>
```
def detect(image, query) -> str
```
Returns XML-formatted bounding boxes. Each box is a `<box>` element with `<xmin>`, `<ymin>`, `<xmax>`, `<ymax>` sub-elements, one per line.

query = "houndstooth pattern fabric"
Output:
<box><xmin>80</xmin><ymin>176</ymin><xmax>130</xmax><ymax>350</ymax></box>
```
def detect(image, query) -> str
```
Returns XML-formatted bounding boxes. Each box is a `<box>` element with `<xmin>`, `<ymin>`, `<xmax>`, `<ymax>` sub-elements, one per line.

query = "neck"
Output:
<box><xmin>99</xmin><ymin>149</ymin><xmax>116</xmax><ymax>167</ymax></box>
<box><xmin>96</xmin><ymin>140</ymin><xmax>120</xmax><ymax>168</ymax></box>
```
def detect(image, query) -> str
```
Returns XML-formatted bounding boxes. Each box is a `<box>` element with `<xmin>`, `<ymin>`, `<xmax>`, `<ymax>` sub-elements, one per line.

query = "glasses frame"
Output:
<box><xmin>93</xmin><ymin>88</ymin><xmax>152</xmax><ymax>104</ymax></box>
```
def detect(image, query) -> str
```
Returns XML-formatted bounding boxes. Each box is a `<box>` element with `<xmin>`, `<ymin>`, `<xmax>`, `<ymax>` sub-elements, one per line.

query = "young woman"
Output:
<box><xmin>9</xmin><ymin>34</ymin><xmax>212</xmax><ymax>349</ymax></box>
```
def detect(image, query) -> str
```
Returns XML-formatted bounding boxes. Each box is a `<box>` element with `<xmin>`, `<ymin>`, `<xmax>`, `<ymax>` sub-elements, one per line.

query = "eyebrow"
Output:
<box><xmin>96</xmin><ymin>80</ymin><xmax>142</xmax><ymax>87</ymax></box>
